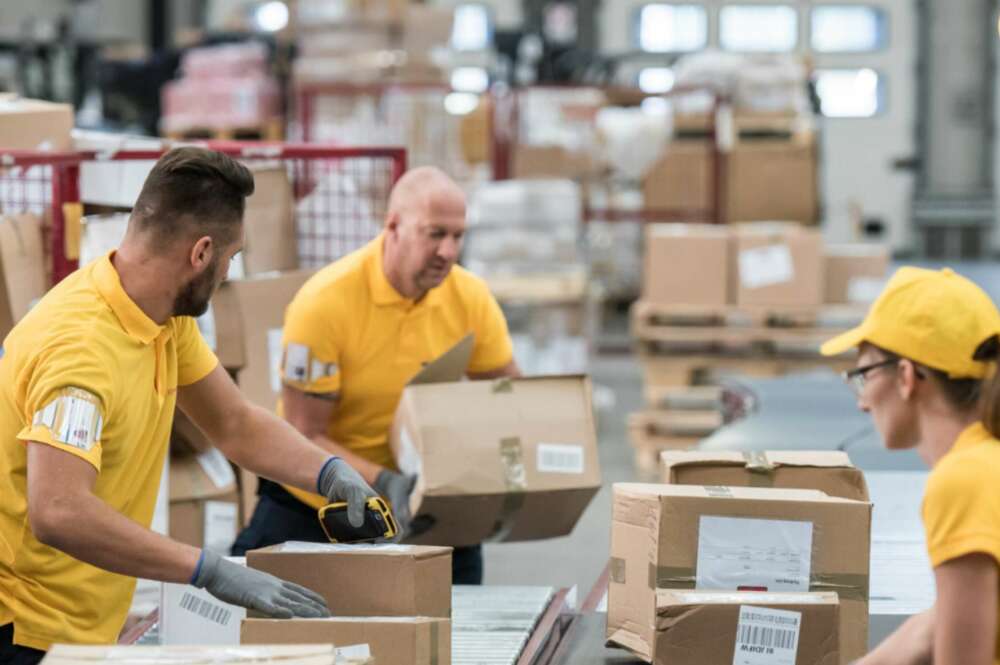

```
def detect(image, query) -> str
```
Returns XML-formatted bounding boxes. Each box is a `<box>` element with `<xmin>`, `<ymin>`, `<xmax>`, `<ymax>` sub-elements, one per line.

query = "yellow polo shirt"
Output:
<box><xmin>280</xmin><ymin>233</ymin><xmax>513</xmax><ymax>509</ymax></box>
<box><xmin>0</xmin><ymin>252</ymin><xmax>218</xmax><ymax>650</ymax></box>
<box><xmin>922</xmin><ymin>421</ymin><xmax>1000</xmax><ymax>664</ymax></box>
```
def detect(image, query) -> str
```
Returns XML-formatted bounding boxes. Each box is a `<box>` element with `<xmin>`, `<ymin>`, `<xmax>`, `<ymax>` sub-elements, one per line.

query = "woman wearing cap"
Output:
<box><xmin>822</xmin><ymin>267</ymin><xmax>1000</xmax><ymax>665</ymax></box>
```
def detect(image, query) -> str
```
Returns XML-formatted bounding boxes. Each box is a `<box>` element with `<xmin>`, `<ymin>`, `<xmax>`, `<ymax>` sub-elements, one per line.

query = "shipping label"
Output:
<box><xmin>696</xmin><ymin>516</ymin><xmax>813</xmax><ymax>592</ymax></box>
<box><xmin>536</xmin><ymin>443</ymin><xmax>585</xmax><ymax>474</ymax></box>
<box><xmin>732</xmin><ymin>605</ymin><xmax>801</xmax><ymax>665</ymax></box>
<box><xmin>739</xmin><ymin>244</ymin><xmax>794</xmax><ymax>289</ymax></box>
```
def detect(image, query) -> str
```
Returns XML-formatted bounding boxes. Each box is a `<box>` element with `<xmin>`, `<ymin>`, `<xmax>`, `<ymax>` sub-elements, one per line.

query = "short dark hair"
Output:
<box><xmin>131</xmin><ymin>147</ymin><xmax>255</xmax><ymax>247</ymax></box>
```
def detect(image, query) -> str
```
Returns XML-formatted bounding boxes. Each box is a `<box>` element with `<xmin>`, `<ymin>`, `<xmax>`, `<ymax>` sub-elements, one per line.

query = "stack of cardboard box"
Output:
<box><xmin>626</xmin><ymin>222</ymin><xmax>889</xmax><ymax>468</ymax></box>
<box><xmin>242</xmin><ymin>543</ymin><xmax>453</xmax><ymax>665</ymax></box>
<box><xmin>607</xmin><ymin>450</ymin><xmax>871</xmax><ymax>665</ymax></box>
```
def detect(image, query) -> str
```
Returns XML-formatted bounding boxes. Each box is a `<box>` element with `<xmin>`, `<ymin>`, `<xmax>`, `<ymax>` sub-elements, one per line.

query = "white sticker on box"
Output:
<box><xmin>732</xmin><ymin>605</ymin><xmax>801</xmax><ymax>665</ymax></box>
<box><xmin>739</xmin><ymin>245</ymin><xmax>794</xmax><ymax>289</ymax></box>
<box><xmin>203</xmin><ymin>501</ymin><xmax>238</xmax><ymax>555</ymax></box>
<box><xmin>397</xmin><ymin>427</ymin><xmax>423</xmax><ymax>477</ymax></box>
<box><xmin>847</xmin><ymin>276</ymin><xmax>887</xmax><ymax>304</ymax></box>
<box><xmin>267</xmin><ymin>328</ymin><xmax>284</xmax><ymax>393</ymax></box>
<box><xmin>696</xmin><ymin>516</ymin><xmax>813</xmax><ymax>592</ymax></box>
<box><xmin>179</xmin><ymin>590</ymin><xmax>235</xmax><ymax>627</ymax></box>
<box><xmin>536</xmin><ymin>443</ymin><xmax>585</xmax><ymax>474</ymax></box>
<box><xmin>196</xmin><ymin>448</ymin><xmax>236</xmax><ymax>489</ymax></box>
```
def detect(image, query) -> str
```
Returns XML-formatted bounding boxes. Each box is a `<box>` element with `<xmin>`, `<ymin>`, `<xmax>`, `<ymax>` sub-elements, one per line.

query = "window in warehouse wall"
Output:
<box><xmin>719</xmin><ymin>5</ymin><xmax>798</xmax><ymax>52</ymax></box>
<box><xmin>635</xmin><ymin>4</ymin><xmax>708</xmax><ymax>53</ymax></box>
<box><xmin>638</xmin><ymin>67</ymin><xmax>676</xmax><ymax>93</ymax></box>
<box><xmin>811</xmin><ymin>6</ymin><xmax>887</xmax><ymax>52</ymax></box>
<box><xmin>452</xmin><ymin>3</ymin><xmax>494</xmax><ymax>51</ymax></box>
<box><xmin>814</xmin><ymin>68</ymin><xmax>884</xmax><ymax>117</ymax></box>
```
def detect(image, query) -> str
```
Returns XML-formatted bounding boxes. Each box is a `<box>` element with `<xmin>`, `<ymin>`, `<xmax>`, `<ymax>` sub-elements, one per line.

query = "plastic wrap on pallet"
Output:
<box><xmin>181</xmin><ymin>42</ymin><xmax>269</xmax><ymax>79</ymax></box>
<box><xmin>673</xmin><ymin>50</ymin><xmax>809</xmax><ymax>114</ymax></box>
<box><xmin>468</xmin><ymin>179</ymin><xmax>581</xmax><ymax>229</ymax></box>
<box><xmin>160</xmin><ymin>75</ymin><xmax>280</xmax><ymax>133</ymax></box>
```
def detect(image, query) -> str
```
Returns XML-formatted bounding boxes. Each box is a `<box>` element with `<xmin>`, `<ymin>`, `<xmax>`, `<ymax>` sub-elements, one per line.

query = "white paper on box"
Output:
<box><xmin>203</xmin><ymin>501</ymin><xmax>238</xmax><ymax>554</ymax></box>
<box><xmin>847</xmin><ymin>276</ymin><xmax>886</xmax><ymax>304</ymax></box>
<box><xmin>536</xmin><ymin>443</ymin><xmax>585</xmax><ymax>474</ymax></box>
<box><xmin>196</xmin><ymin>448</ymin><xmax>236</xmax><ymax>489</ymax></box>
<box><xmin>739</xmin><ymin>245</ymin><xmax>794</xmax><ymax>289</ymax></box>
<box><xmin>276</xmin><ymin>541</ymin><xmax>417</xmax><ymax>554</ymax></box>
<box><xmin>268</xmin><ymin>328</ymin><xmax>284</xmax><ymax>393</ymax></box>
<box><xmin>696</xmin><ymin>516</ymin><xmax>813</xmax><ymax>592</ymax></box>
<box><xmin>732</xmin><ymin>605</ymin><xmax>801</xmax><ymax>665</ymax></box>
<box><xmin>397</xmin><ymin>427</ymin><xmax>422</xmax><ymax>477</ymax></box>
<box><xmin>160</xmin><ymin>558</ymin><xmax>246</xmax><ymax>646</ymax></box>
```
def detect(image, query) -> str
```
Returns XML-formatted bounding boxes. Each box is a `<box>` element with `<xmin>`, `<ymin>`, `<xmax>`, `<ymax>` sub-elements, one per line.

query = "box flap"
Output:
<box><xmin>407</xmin><ymin>334</ymin><xmax>473</xmax><ymax>385</ymax></box>
<box><xmin>657</xmin><ymin>589</ymin><xmax>839</xmax><ymax>609</ymax></box>
<box><xmin>660</xmin><ymin>450</ymin><xmax>856</xmax><ymax>471</ymax></box>
<box><xmin>258</xmin><ymin>542</ymin><xmax>452</xmax><ymax>558</ymax></box>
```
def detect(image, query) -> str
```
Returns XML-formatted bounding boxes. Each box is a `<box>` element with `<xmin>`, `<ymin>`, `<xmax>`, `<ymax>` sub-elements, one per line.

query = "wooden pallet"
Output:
<box><xmin>164</xmin><ymin>117</ymin><xmax>284</xmax><ymax>141</ymax></box>
<box><xmin>640</xmin><ymin>352</ymin><xmax>857</xmax><ymax>391</ymax></box>
<box><xmin>673</xmin><ymin>110</ymin><xmax>811</xmax><ymax>140</ymax></box>
<box><xmin>628</xmin><ymin>421</ymin><xmax>702</xmax><ymax>474</ymax></box>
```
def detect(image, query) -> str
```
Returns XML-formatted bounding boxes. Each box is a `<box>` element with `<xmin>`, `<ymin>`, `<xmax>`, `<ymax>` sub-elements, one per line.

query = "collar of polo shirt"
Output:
<box><xmin>92</xmin><ymin>251</ymin><xmax>167</xmax><ymax>345</ymax></box>
<box><xmin>367</xmin><ymin>233</ymin><xmax>444</xmax><ymax>310</ymax></box>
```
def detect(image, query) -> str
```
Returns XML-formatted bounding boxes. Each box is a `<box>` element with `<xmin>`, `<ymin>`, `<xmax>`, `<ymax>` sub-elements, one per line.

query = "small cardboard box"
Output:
<box><xmin>660</xmin><ymin>451</ymin><xmax>870</xmax><ymax>502</ymax></box>
<box><xmin>729</xmin><ymin>139</ymin><xmax>818</xmax><ymax>225</ymax></box>
<box><xmin>823</xmin><ymin>244</ymin><xmax>890</xmax><ymax>305</ymax></box>
<box><xmin>607</xmin><ymin>483</ymin><xmax>871</xmax><ymax>664</ymax></box>
<box><xmin>733</xmin><ymin>223</ymin><xmax>823</xmax><ymax>308</ymax></box>
<box><xmin>0</xmin><ymin>96</ymin><xmax>73</xmax><ymax>151</ymax></box>
<box><xmin>242</xmin><ymin>617</ymin><xmax>450</xmax><ymax>665</ymax></box>
<box><xmin>42</xmin><ymin>644</ymin><xmax>339</xmax><ymax>664</ymax></box>
<box><xmin>210</xmin><ymin>270</ymin><xmax>314</xmax><ymax>394</ymax></box>
<box><xmin>169</xmin><ymin>448</ymin><xmax>240</xmax><ymax>554</ymax></box>
<box><xmin>388</xmin><ymin>340</ymin><xmax>601</xmax><ymax>546</ymax></box>
<box><xmin>160</xmin><ymin>558</ymin><xmax>246</xmax><ymax>646</ymax></box>
<box><xmin>653</xmin><ymin>590</ymin><xmax>840</xmax><ymax>665</ymax></box>
<box><xmin>643</xmin><ymin>224</ymin><xmax>731</xmax><ymax>306</ymax></box>
<box><xmin>247</xmin><ymin>543</ymin><xmax>452</xmax><ymax>618</ymax></box>
<box><xmin>243</xmin><ymin>167</ymin><xmax>298</xmax><ymax>276</ymax></box>
<box><xmin>0</xmin><ymin>214</ymin><xmax>48</xmax><ymax>339</ymax></box>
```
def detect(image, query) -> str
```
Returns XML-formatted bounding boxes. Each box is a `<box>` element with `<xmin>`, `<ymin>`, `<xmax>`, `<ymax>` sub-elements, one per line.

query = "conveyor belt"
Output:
<box><xmin>452</xmin><ymin>586</ymin><xmax>555</xmax><ymax>665</ymax></box>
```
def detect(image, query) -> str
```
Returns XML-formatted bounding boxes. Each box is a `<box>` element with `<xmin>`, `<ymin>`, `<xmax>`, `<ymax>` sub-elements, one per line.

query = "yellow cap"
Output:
<box><xmin>821</xmin><ymin>266</ymin><xmax>1000</xmax><ymax>378</ymax></box>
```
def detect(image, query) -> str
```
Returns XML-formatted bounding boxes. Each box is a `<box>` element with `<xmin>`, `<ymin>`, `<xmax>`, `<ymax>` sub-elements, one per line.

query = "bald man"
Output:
<box><xmin>232</xmin><ymin>167</ymin><xmax>519</xmax><ymax>584</ymax></box>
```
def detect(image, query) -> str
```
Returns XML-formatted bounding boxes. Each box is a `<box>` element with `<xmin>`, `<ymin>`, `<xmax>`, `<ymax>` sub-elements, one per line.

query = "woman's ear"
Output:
<box><xmin>897</xmin><ymin>359</ymin><xmax>919</xmax><ymax>400</ymax></box>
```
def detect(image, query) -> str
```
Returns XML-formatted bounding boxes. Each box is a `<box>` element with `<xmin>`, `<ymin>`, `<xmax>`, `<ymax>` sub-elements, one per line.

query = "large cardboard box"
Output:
<box><xmin>0</xmin><ymin>96</ymin><xmax>73</xmax><ymax>151</ymax></box>
<box><xmin>160</xmin><ymin>558</ymin><xmax>247</xmax><ymax>645</ymax></box>
<box><xmin>660</xmin><ymin>451</ymin><xmax>870</xmax><ymax>502</ymax></box>
<box><xmin>823</xmin><ymin>244</ymin><xmax>890</xmax><ymax>305</ymax></box>
<box><xmin>242</xmin><ymin>617</ymin><xmax>450</xmax><ymax>665</ymax></box>
<box><xmin>0</xmin><ymin>214</ymin><xmax>48</xmax><ymax>339</ymax></box>
<box><xmin>607</xmin><ymin>484</ymin><xmax>871</xmax><ymax>664</ymax></box>
<box><xmin>653</xmin><ymin>590</ymin><xmax>840</xmax><ymax>665</ymax></box>
<box><xmin>389</xmin><ymin>346</ymin><xmax>601</xmax><ymax>546</ymax></box>
<box><xmin>41</xmin><ymin>645</ymin><xmax>340</xmax><ymax>665</ymax></box>
<box><xmin>210</xmin><ymin>270</ymin><xmax>314</xmax><ymax>397</ymax></box>
<box><xmin>643</xmin><ymin>224</ymin><xmax>731</xmax><ymax>306</ymax></box>
<box><xmin>243</xmin><ymin>167</ymin><xmax>298</xmax><ymax>276</ymax></box>
<box><xmin>641</xmin><ymin>141</ymin><xmax>711</xmax><ymax>215</ymax></box>
<box><xmin>247</xmin><ymin>543</ymin><xmax>452</xmax><ymax>618</ymax></box>
<box><xmin>169</xmin><ymin>448</ymin><xmax>240</xmax><ymax>554</ymax></box>
<box><xmin>733</xmin><ymin>223</ymin><xmax>823</xmax><ymax>308</ymax></box>
<box><xmin>402</xmin><ymin>5</ymin><xmax>454</xmax><ymax>56</ymax></box>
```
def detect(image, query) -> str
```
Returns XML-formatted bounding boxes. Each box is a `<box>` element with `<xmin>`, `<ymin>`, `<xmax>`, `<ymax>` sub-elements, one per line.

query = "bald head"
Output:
<box><xmin>382</xmin><ymin>167</ymin><xmax>467</xmax><ymax>300</ymax></box>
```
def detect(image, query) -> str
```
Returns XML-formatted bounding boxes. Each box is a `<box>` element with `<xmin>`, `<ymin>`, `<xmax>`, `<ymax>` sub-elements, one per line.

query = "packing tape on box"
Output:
<box><xmin>610</xmin><ymin>557</ymin><xmax>627</xmax><ymax>584</ymax></box>
<box><xmin>485</xmin><ymin>436</ymin><xmax>527</xmax><ymax>542</ymax></box>
<box><xmin>742</xmin><ymin>451</ymin><xmax>777</xmax><ymax>488</ymax></box>
<box><xmin>646</xmin><ymin>564</ymin><xmax>869</xmax><ymax>602</ymax></box>
<box><xmin>492</xmin><ymin>377</ymin><xmax>514</xmax><ymax>393</ymax></box>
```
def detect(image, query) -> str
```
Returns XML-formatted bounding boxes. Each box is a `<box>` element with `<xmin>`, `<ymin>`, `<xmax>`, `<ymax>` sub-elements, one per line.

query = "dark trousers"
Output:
<box><xmin>0</xmin><ymin>624</ymin><xmax>45</xmax><ymax>665</ymax></box>
<box><xmin>232</xmin><ymin>490</ymin><xmax>484</xmax><ymax>585</ymax></box>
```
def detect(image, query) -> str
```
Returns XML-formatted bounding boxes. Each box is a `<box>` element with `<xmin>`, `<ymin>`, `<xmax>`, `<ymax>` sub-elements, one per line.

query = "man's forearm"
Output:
<box><xmin>223</xmin><ymin>403</ymin><xmax>336</xmax><ymax>493</ymax></box>
<box><xmin>308</xmin><ymin>434</ymin><xmax>384</xmax><ymax>485</ymax></box>
<box><xmin>859</xmin><ymin>608</ymin><xmax>934</xmax><ymax>665</ymax></box>
<box><xmin>40</xmin><ymin>491</ymin><xmax>200</xmax><ymax>584</ymax></box>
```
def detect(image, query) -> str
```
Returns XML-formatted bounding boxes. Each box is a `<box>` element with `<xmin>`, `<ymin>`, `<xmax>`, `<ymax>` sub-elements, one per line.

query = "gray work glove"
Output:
<box><xmin>318</xmin><ymin>456</ymin><xmax>378</xmax><ymax>528</ymax></box>
<box><xmin>374</xmin><ymin>470</ymin><xmax>417</xmax><ymax>537</ymax></box>
<box><xmin>192</xmin><ymin>550</ymin><xmax>330</xmax><ymax>619</ymax></box>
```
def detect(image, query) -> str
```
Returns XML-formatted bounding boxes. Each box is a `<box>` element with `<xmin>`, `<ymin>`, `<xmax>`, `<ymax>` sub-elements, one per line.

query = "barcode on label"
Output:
<box><xmin>737</xmin><ymin>624</ymin><xmax>797</xmax><ymax>650</ymax></box>
<box><xmin>536</xmin><ymin>443</ymin><xmax>585</xmax><ymax>474</ymax></box>
<box><xmin>179</xmin><ymin>591</ymin><xmax>232</xmax><ymax>626</ymax></box>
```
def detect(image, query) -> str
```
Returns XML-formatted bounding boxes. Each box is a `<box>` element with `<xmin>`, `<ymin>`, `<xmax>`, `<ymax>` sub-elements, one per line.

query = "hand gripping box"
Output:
<box><xmin>607</xmin><ymin>484</ymin><xmax>870</xmax><ymax>664</ymax></box>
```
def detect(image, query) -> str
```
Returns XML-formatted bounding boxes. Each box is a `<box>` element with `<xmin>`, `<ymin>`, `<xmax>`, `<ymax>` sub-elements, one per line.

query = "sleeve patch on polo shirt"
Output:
<box><xmin>283</xmin><ymin>342</ymin><xmax>338</xmax><ymax>385</ymax></box>
<box><xmin>33</xmin><ymin>387</ymin><xmax>104</xmax><ymax>452</ymax></box>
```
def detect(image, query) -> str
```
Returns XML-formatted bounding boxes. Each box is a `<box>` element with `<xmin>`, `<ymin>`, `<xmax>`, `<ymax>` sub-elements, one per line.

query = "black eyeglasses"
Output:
<box><xmin>842</xmin><ymin>358</ymin><xmax>900</xmax><ymax>397</ymax></box>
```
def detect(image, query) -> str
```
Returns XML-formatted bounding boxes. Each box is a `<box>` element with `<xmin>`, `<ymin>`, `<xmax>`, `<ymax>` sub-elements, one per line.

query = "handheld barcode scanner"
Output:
<box><xmin>318</xmin><ymin>496</ymin><xmax>398</xmax><ymax>543</ymax></box>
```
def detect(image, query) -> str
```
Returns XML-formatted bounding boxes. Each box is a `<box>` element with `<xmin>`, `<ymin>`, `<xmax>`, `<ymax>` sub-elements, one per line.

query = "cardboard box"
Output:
<box><xmin>170</xmin><ymin>409</ymin><xmax>213</xmax><ymax>455</ymax></box>
<box><xmin>643</xmin><ymin>224</ymin><xmax>731</xmax><ymax>306</ymax></box>
<box><xmin>160</xmin><ymin>558</ymin><xmax>246</xmax><ymax>645</ymax></box>
<box><xmin>512</xmin><ymin>145</ymin><xmax>595</xmax><ymax>180</ymax></box>
<box><xmin>643</xmin><ymin>138</ymin><xmax>818</xmax><ymax>225</ymax></box>
<box><xmin>42</xmin><ymin>645</ymin><xmax>339</xmax><ymax>665</ymax></box>
<box><xmin>653</xmin><ymin>590</ymin><xmax>840</xmax><ymax>665</ymax></box>
<box><xmin>210</xmin><ymin>270</ymin><xmax>314</xmax><ymax>394</ymax></box>
<box><xmin>242</xmin><ymin>617</ymin><xmax>450</xmax><ymax>665</ymax></box>
<box><xmin>247</xmin><ymin>543</ymin><xmax>452</xmax><ymax>618</ymax></box>
<box><xmin>734</xmin><ymin>223</ymin><xmax>823</xmax><ymax>308</ymax></box>
<box><xmin>243</xmin><ymin>167</ymin><xmax>298</xmax><ymax>275</ymax></box>
<box><xmin>823</xmin><ymin>244</ymin><xmax>890</xmax><ymax>305</ymax></box>
<box><xmin>389</xmin><ymin>343</ymin><xmax>601</xmax><ymax>546</ymax></box>
<box><xmin>169</xmin><ymin>448</ymin><xmax>240</xmax><ymax>554</ymax></box>
<box><xmin>402</xmin><ymin>5</ymin><xmax>454</xmax><ymax>56</ymax></box>
<box><xmin>607</xmin><ymin>483</ymin><xmax>871</xmax><ymax>664</ymax></box>
<box><xmin>660</xmin><ymin>451</ymin><xmax>870</xmax><ymax>502</ymax></box>
<box><xmin>0</xmin><ymin>214</ymin><xmax>48</xmax><ymax>339</ymax></box>
<box><xmin>0</xmin><ymin>96</ymin><xmax>73</xmax><ymax>151</ymax></box>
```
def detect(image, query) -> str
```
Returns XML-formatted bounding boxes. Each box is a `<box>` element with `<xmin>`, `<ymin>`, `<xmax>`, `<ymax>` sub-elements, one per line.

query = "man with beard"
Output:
<box><xmin>0</xmin><ymin>148</ymin><xmax>377</xmax><ymax>663</ymax></box>
<box><xmin>232</xmin><ymin>167</ymin><xmax>519</xmax><ymax>585</ymax></box>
